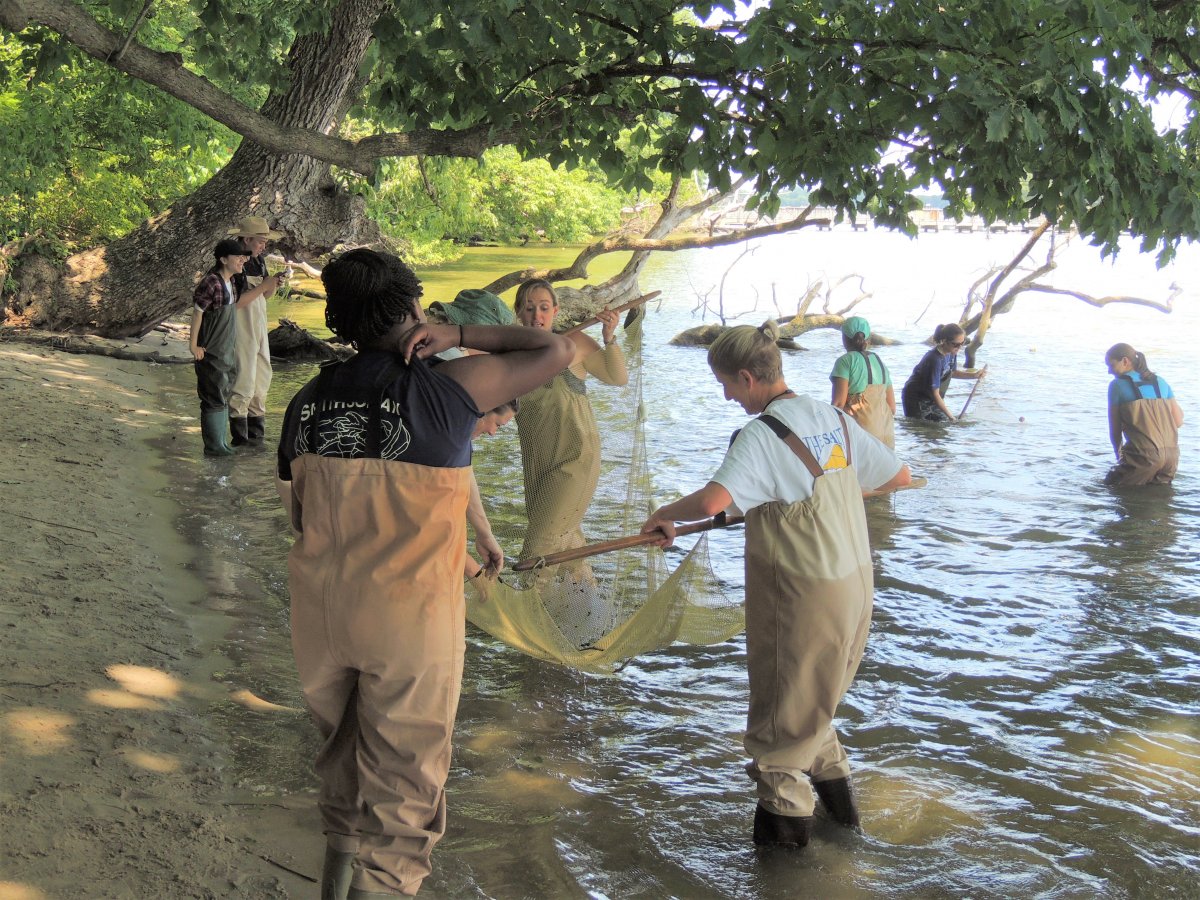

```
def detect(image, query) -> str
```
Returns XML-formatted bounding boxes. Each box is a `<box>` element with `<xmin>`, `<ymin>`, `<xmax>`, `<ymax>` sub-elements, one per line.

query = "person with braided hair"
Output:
<box><xmin>275</xmin><ymin>249</ymin><xmax>572</xmax><ymax>899</ymax></box>
<box><xmin>1104</xmin><ymin>342</ymin><xmax>1184</xmax><ymax>485</ymax></box>
<box><xmin>642</xmin><ymin>320</ymin><xmax>910</xmax><ymax>850</ymax></box>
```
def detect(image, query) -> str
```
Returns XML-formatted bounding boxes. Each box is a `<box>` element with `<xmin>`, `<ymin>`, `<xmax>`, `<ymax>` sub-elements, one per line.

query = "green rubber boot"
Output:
<box><xmin>321</xmin><ymin>845</ymin><xmax>355</xmax><ymax>900</ymax></box>
<box><xmin>200</xmin><ymin>408</ymin><xmax>234</xmax><ymax>457</ymax></box>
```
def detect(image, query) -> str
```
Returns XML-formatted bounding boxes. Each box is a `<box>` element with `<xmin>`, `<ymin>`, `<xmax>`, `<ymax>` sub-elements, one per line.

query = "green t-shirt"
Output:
<box><xmin>830</xmin><ymin>350</ymin><xmax>893</xmax><ymax>394</ymax></box>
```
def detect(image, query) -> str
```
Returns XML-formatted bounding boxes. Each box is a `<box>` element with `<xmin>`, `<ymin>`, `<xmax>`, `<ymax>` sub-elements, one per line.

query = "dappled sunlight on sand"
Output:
<box><xmin>85</xmin><ymin>688</ymin><xmax>165</xmax><ymax>711</ymax></box>
<box><xmin>489</xmin><ymin>769</ymin><xmax>580</xmax><ymax>812</ymax></box>
<box><xmin>462</xmin><ymin>725</ymin><xmax>522</xmax><ymax>754</ymax></box>
<box><xmin>120</xmin><ymin>748</ymin><xmax>181</xmax><ymax>774</ymax></box>
<box><xmin>0</xmin><ymin>882</ymin><xmax>50</xmax><ymax>900</ymax></box>
<box><xmin>1</xmin><ymin>709</ymin><xmax>76</xmax><ymax>756</ymax></box>
<box><xmin>106</xmin><ymin>664</ymin><xmax>182</xmax><ymax>700</ymax></box>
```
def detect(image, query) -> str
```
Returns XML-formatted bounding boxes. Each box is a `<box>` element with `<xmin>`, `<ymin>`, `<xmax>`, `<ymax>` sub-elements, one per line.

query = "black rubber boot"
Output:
<box><xmin>246</xmin><ymin>415</ymin><xmax>266</xmax><ymax>446</ymax></box>
<box><xmin>321</xmin><ymin>845</ymin><xmax>355</xmax><ymax>900</ymax></box>
<box><xmin>229</xmin><ymin>416</ymin><xmax>249</xmax><ymax>447</ymax></box>
<box><xmin>200</xmin><ymin>409</ymin><xmax>234</xmax><ymax>457</ymax></box>
<box><xmin>813</xmin><ymin>776</ymin><xmax>861</xmax><ymax>828</ymax></box>
<box><xmin>752</xmin><ymin>804</ymin><xmax>812</xmax><ymax>848</ymax></box>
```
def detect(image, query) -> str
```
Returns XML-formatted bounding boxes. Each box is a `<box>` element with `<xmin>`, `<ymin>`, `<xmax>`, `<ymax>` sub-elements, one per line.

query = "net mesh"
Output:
<box><xmin>465</xmin><ymin>313</ymin><xmax>745</xmax><ymax>674</ymax></box>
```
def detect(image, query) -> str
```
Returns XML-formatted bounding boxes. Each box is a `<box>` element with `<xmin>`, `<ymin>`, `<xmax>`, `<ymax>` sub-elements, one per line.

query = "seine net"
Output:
<box><xmin>465</xmin><ymin>312</ymin><xmax>744</xmax><ymax>674</ymax></box>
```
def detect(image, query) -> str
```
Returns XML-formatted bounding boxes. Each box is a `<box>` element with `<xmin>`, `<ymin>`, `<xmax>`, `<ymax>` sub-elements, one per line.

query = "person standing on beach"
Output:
<box><xmin>229</xmin><ymin>216</ymin><xmax>287</xmax><ymax>447</ymax></box>
<box><xmin>641</xmin><ymin>320</ymin><xmax>910</xmax><ymax>849</ymax></box>
<box><xmin>1104</xmin><ymin>342</ymin><xmax>1184</xmax><ymax>485</ymax></box>
<box><xmin>275</xmin><ymin>249</ymin><xmax>571</xmax><ymax>899</ymax></box>
<box><xmin>190</xmin><ymin>238</ymin><xmax>285</xmax><ymax>457</ymax></box>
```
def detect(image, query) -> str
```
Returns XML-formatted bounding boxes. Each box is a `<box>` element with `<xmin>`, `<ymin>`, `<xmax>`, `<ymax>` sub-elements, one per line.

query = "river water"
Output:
<box><xmin>163</xmin><ymin>229</ymin><xmax>1198</xmax><ymax>898</ymax></box>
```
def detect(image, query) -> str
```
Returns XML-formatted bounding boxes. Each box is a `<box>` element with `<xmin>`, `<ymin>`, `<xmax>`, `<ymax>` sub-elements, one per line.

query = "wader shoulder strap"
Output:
<box><xmin>1120</xmin><ymin>373</ymin><xmax>1162</xmax><ymax>399</ymax></box>
<box><xmin>857</xmin><ymin>350</ymin><xmax>882</xmax><ymax>386</ymax></box>
<box><xmin>756</xmin><ymin>414</ymin><xmax>825</xmax><ymax>479</ymax></box>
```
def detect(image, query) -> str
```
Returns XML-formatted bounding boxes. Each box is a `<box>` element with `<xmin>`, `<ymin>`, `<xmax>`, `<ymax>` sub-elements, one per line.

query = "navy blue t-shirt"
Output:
<box><xmin>277</xmin><ymin>351</ymin><xmax>480</xmax><ymax>481</ymax></box>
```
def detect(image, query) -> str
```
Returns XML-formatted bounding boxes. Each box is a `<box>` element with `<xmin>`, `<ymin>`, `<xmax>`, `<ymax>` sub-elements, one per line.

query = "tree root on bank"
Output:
<box><xmin>267</xmin><ymin>319</ymin><xmax>353</xmax><ymax>361</ymax></box>
<box><xmin>0</xmin><ymin>326</ymin><xmax>195</xmax><ymax>364</ymax></box>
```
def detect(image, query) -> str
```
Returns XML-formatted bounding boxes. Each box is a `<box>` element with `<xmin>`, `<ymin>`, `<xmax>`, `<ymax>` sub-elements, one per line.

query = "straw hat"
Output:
<box><xmin>227</xmin><ymin>216</ymin><xmax>282</xmax><ymax>240</ymax></box>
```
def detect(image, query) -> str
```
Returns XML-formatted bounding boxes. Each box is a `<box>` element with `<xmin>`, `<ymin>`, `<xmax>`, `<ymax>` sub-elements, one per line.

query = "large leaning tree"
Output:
<box><xmin>1</xmin><ymin>0</ymin><xmax>1198</xmax><ymax>337</ymax></box>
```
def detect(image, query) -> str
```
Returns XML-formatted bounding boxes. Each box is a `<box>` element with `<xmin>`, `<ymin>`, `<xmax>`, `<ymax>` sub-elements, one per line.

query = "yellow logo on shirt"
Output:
<box><xmin>825</xmin><ymin>443</ymin><xmax>848</xmax><ymax>470</ymax></box>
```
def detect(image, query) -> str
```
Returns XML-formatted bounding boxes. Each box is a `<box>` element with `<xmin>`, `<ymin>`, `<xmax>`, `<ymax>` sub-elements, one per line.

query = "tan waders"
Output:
<box><xmin>1106</xmin><ymin>388</ymin><xmax>1180</xmax><ymax>486</ymax></box>
<box><xmin>289</xmin><ymin>451</ymin><xmax>471</xmax><ymax>896</ymax></box>
<box><xmin>230</xmin><ymin>275</ymin><xmax>272</xmax><ymax>445</ymax></box>
<box><xmin>845</xmin><ymin>352</ymin><xmax>895</xmax><ymax>448</ymax></box>
<box><xmin>515</xmin><ymin>367</ymin><xmax>601</xmax><ymax>559</ymax></box>
<box><xmin>743</xmin><ymin>413</ymin><xmax>872</xmax><ymax>844</ymax></box>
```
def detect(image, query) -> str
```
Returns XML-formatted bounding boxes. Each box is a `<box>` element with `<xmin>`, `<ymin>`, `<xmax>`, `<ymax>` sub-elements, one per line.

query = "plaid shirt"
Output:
<box><xmin>193</xmin><ymin>271</ymin><xmax>238</xmax><ymax>312</ymax></box>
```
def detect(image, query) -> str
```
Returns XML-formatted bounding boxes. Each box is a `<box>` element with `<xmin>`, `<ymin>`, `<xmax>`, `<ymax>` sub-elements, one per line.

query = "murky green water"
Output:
<box><xmin>165</xmin><ymin>231</ymin><xmax>1198</xmax><ymax>897</ymax></box>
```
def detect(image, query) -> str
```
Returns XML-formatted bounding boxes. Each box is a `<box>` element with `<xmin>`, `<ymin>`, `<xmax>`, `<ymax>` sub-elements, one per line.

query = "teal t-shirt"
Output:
<box><xmin>1108</xmin><ymin>371</ymin><xmax>1174</xmax><ymax>405</ymax></box>
<box><xmin>830</xmin><ymin>350</ymin><xmax>893</xmax><ymax>394</ymax></box>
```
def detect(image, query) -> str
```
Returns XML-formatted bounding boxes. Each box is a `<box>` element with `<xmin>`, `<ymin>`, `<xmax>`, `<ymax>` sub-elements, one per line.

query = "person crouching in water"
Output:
<box><xmin>641</xmin><ymin>320</ymin><xmax>911</xmax><ymax>848</ymax></box>
<box><xmin>1104</xmin><ymin>342</ymin><xmax>1184</xmax><ymax>485</ymax></box>
<box><xmin>189</xmin><ymin>238</ymin><xmax>285</xmax><ymax>457</ymax></box>
<box><xmin>275</xmin><ymin>249</ymin><xmax>571</xmax><ymax>898</ymax></box>
<box><xmin>901</xmin><ymin>322</ymin><xmax>984</xmax><ymax>422</ymax></box>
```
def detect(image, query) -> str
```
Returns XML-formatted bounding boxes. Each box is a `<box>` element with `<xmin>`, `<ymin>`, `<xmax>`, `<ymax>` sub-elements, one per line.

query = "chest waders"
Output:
<box><xmin>194</xmin><ymin>292</ymin><xmax>238</xmax><ymax>456</ymax></box>
<box><xmin>515</xmin><ymin>366</ymin><xmax>602</xmax><ymax>561</ymax></box>
<box><xmin>286</xmin><ymin>359</ymin><xmax>471</xmax><ymax>896</ymax></box>
<box><xmin>844</xmin><ymin>350</ymin><xmax>895</xmax><ymax>448</ymax></box>
<box><xmin>1106</xmin><ymin>375</ymin><xmax>1180</xmax><ymax>485</ymax></box>
<box><xmin>230</xmin><ymin>266</ymin><xmax>273</xmax><ymax>446</ymax></box>
<box><xmin>742</xmin><ymin>410</ymin><xmax>873</xmax><ymax>846</ymax></box>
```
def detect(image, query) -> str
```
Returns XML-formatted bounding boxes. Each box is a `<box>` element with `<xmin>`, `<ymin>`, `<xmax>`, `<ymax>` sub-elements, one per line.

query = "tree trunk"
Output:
<box><xmin>6</xmin><ymin>0</ymin><xmax>386</xmax><ymax>338</ymax></box>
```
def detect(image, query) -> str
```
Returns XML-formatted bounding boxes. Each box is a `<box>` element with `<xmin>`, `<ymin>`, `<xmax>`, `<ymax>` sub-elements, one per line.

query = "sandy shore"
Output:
<box><xmin>0</xmin><ymin>339</ymin><xmax>319</xmax><ymax>899</ymax></box>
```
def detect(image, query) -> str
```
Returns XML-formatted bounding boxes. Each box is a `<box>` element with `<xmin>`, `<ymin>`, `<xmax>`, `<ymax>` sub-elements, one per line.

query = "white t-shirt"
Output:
<box><xmin>711</xmin><ymin>394</ymin><xmax>902</xmax><ymax>515</ymax></box>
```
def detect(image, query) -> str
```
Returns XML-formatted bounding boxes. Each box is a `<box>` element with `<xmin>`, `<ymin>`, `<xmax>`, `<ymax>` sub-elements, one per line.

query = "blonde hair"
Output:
<box><xmin>514</xmin><ymin>279</ymin><xmax>556</xmax><ymax>315</ymax></box>
<box><xmin>708</xmin><ymin>320</ymin><xmax>783</xmax><ymax>382</ymax></box>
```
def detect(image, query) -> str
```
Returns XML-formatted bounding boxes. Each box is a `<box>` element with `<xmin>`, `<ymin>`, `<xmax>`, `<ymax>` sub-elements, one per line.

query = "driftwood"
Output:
<box><xmin>668</xmin><ymin>322</ymin><xmax>807</xmax><ymax>351</ymax></box>
<box><xmin>268</xmin><ymin>319</ymin><xmax>353</xmax><ymax>361</ymax></box>
<box><xmin>0</xmin><ymin>326</ymin><xmax>194</xmax><ymax>364</ymax></box>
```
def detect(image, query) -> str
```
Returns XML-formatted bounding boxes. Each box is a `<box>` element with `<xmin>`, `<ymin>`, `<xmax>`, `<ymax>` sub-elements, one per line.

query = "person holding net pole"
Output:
<box><xmin>511</xmin><ymin>278</ymin><xmax>628</xmax><ymax>562</ymax></box>
<box><xmin>275</xmin><ymin>249</ymin><xmax>572</xmax><ymax>899</ymax></box>
<box><xmin>641</xmin><ymin>320</ymin><xmax>910</xmax><ymax>849</ymax></box>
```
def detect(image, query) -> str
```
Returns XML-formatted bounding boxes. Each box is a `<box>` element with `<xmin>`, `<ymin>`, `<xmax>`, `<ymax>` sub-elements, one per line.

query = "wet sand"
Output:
<box><xmin>0</xmin><ymin>339</ymin><xmax>318</xmax><ymax>899</ymax></box>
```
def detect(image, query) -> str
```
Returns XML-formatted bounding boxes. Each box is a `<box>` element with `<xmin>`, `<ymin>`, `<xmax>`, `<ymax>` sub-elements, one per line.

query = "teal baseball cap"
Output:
<box><xmin>429</xmin><ymin>289</ymin><xmax>514</xmax><ymax>326</ymax></box>
<box><xmin>841</xmin><ymin>316</ymin><xmax>871</xmax><ymax>338</ymax></box>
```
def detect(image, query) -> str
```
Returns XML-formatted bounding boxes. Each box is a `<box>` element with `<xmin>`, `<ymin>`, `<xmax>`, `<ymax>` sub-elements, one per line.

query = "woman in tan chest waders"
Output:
<box><xmin>831</xmin><ymin>315</ymin><xmax>896</xmax><ymax>449</ymax></box>
<box><xmin>1103</xmin><ymin>342</ymin><xmax>1184</xmax><ymax>486</ymax></box>
<box><xmin>275</xmin><ymin>250</ymin><xmax>572</xmax><ymax>899</ymax></box>
<box><xmin>512</xmin><ymin>279</ymin><xmax>629</xmax><ymax>562</ymax></box>
<box><xmin>642</xmin><ymin>320</ymin><xmax>911</xmax><ymax>848</ymax></box>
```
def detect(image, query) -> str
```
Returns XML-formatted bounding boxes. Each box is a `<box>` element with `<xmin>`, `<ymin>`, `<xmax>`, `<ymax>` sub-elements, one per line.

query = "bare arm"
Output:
<box><xmin>886</xmin><ymin>384</ymin><xmax>896</xmax><ymax>415</ymax></box>
<box><xmin>870</xmin><ymin>463</ymin><xmax>913</xmax><ymax>495</ymax></box>
<box><xmin>399</xmin><ymin>323</ymin><xmax>573</xmax><ymax>413</ymax></box>
<box><xmin>640</xmin><ymin>482</ymin><xmax>734</xmax><ymax>548</ymax></box>
<box><xmin>831</xmin><ymin>376</ymin><xmax>849</xmax><ymax>409</ymax></box>
<box><xmin>931</xmin><ymin>387</ymin><xmax>956</xmax><ymax>422</ymax></box>
<box><xmin>580</xmin><ymin>340</ymin><xmax>628</xmax><ymax>386</ymax></box>
<box><xmin>465</xmin><ymin>469</ymin><xmax>503</xmax><ymax>574</ymax></box>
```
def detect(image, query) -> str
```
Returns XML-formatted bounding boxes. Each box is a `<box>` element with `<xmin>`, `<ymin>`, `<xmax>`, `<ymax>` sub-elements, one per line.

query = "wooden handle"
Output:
<box><xmin>512</xmin><ymin>512</ymin><xmax>744</xmax><ymax>572</ymax></box>
<box><xmin>562</xmin><ymin>291</ymin><xmax>661</xmax><ymax>334</ymax></box>
<box><xmin>958</xmin><ymin>364</ymin><xmax>989</xmax><ymax>418</ymax></box>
